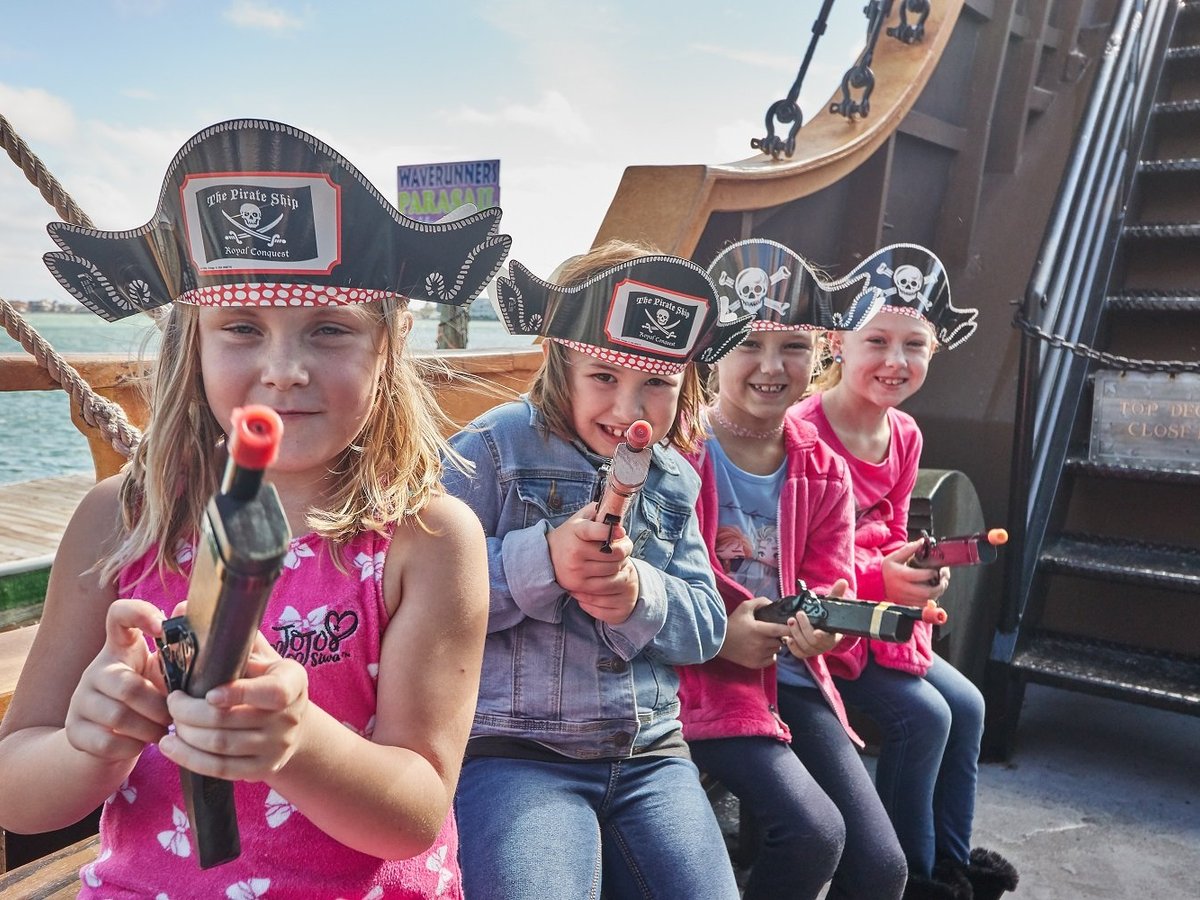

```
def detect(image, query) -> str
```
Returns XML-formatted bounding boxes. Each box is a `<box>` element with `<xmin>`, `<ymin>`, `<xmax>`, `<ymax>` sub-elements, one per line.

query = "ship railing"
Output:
<box><xmin>1000</xmin><ymin>0</ymin><xmax>1179</xmax><ymax>649</ymax></box>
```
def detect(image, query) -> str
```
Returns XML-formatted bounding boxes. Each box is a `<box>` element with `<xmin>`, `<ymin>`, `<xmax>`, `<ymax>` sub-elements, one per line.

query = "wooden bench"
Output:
<box><xmin>0</xmin><ymin>833</ymin><xmax>97</xmax><ymax>897</ymax></box>
<box><xmin>1</xmin><ymin>624</ymin><xmax>38</xmax><ymax>874</ymax></box>
<box><xmin>0</xmin><ymin>623</ymin><xmax>38</xmax><ymax>723</ymax></box>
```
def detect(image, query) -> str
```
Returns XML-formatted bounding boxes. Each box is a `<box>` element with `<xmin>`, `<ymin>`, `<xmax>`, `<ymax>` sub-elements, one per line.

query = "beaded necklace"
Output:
<box><xmin>708</xmin><ymin>404</ymin><xmax>785</xmax><ymax>440</ymax></box>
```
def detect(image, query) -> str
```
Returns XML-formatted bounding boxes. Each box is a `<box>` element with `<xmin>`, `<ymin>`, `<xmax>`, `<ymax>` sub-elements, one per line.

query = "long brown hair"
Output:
<box><xmin>527</xmin><ymin>239</ymin><xmax>705</xmax><ymax>454</ymax></box>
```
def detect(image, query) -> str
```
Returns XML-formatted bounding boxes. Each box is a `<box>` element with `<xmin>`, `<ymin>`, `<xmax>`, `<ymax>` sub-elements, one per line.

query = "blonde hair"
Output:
<box><xmin>102</xmin><ymin>296</ymin><xmax>456</xmax><ymax>581</ymax></box>
<box><xmin>527</xmin><ymin>239</ymin><xmax>705</xmax><ymax>454</ymax></box>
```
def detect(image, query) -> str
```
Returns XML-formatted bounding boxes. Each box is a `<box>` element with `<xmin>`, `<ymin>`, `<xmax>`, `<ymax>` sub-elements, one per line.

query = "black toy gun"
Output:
<box><xmin>910</xmin><ymin>528</ymin><xmax>1008</xmax><ymax>569</ymax></box>
<box><xmin>156</xmin><ymin>405</ymin><xmax>292</xmax><ymax>869</ymax></box>
<box><xmin>593</xmin><ymin>420</ymin><xmax>653</xmax><ymax>553</ymax></box>
<box><xmin>754</xmin><ymin>580</ymin><xmax>948</xmax><ymax>643</ymax></box>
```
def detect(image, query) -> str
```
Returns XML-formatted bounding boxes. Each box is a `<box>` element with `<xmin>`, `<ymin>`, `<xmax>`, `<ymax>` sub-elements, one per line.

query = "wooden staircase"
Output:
<box><xmin>985</xmin><ymin>0</ymin><xmax>1200</xmax><ymax>759</ymax></box>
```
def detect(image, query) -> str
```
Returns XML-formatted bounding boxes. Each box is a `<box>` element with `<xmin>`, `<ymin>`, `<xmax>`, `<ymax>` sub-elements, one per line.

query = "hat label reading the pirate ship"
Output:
<box><xmin>180</xmin><ymin>173</ymin><xmax>341</xmax><ymax>275</ymax></box>
<box><xmin>605</xmin><ymin>278</ymin><xmax>708</xmax><ymax>358</ymax></box>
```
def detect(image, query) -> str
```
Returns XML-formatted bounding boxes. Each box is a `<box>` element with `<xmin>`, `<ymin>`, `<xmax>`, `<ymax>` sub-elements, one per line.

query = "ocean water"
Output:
<box><xmin>0</xmin><ymin>312</ymin><xmax>532</xmax><ymax>485</ymax></box>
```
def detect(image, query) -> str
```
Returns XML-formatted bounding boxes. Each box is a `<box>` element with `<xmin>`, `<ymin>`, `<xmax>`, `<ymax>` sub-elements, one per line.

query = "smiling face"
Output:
<box><xmin>715</xmin><ymin>328</ymin><xmax>817</xmax><ymax>429</ymax></box>
<box><xmin>833</xmin><ymin>310</ymin><xmax>935</xmax><ymax>410</ymax></box>
<box><xmin>561</xmin><ymin>347</ymin><xmax>683</xmax><ymax>457</ymax></box>
<box><xmin>198</xmin><ymin>304</ymin><xmax>388</xmax><ymax>484</ymax></box>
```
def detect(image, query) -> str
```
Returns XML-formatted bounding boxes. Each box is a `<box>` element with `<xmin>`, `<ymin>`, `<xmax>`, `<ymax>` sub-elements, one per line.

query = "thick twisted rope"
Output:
<box><xmin>0</xmin><ymin>113</ymin><xmax>94</xmax><ymax>229</ymax></box>
<box><xmin>0</xmin><ymin>112</ymin><xmax>143</xmax><ymax>458</ymax></box>
<box><xmin>0</xmin><ymin>296</ymin><xmax>142</xmax><ymax>457</ymax></box>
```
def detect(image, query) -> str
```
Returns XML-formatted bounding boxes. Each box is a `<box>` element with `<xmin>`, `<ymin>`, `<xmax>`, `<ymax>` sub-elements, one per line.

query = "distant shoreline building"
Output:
<box><xmin>6</xmin><ymin>299</ymin><xmax>89</xmax><ymax>314</ymax></box>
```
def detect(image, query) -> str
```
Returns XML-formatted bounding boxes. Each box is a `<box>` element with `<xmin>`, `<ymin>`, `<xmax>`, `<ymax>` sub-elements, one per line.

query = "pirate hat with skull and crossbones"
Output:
<box><xmin>838</xmin><ymin>243</ymin><xmax>977</xmax><ymax>348</ymax></box>
<box><xmin>494</xmin><ymin>255</ymin><xmax>753</xmax><ymax>374</ymax></box>
<box><xmin>707</xmin><ymin>238</ymin><xmax>882</xmax><ymax>331</ymax></box>
<box><xmin>43</xmin><ymin>119</ymin><xmax>511</xmax><ymax>321</ymax></box>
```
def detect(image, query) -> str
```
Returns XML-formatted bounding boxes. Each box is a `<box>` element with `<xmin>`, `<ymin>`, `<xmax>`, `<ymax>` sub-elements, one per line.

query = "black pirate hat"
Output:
<box><xmin>43</xmin><ymin>119</ymin><xmax>511</xmax><ymax>321</ymax></box>
<box><xmin>707</xmin><ymin>238</ymin><xmax>880</xmax><ymax>331</ymax></box>
<box><xmin>495</xmin><ymin>255</ymin><xmax>752</xmax><ymax>374</ymax></box>
<box><xmin>837</xmin><ymin>243</ymin><xmax>976</xmax><ymax>348</ymax></box>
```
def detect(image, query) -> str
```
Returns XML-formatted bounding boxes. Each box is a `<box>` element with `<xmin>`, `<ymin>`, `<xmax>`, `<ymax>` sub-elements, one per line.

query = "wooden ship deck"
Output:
<box><xmin>0</xmin><ymin>475</ymin><xmax>91</xmax><ymax>568</ymax></box>
<box><xmin>3</xmin><ymin>0</ymin><xmax>1200</xmax><ymax>892</ymax></box>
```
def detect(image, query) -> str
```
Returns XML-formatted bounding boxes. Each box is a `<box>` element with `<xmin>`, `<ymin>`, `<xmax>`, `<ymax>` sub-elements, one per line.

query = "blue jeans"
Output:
<box><xmin>775</xmin><ymin>684</ymin><xmax>908</xmax><ymax>900</ymax></box>
<box><xmin>834</xmin><ymin>654</ymin><xmax>985</xmax><ymax>877</ymax></box>
<box><xmin>455</xmin><ymin>754</ymin><xmax>740</xmax><ymax>899</ymax></box>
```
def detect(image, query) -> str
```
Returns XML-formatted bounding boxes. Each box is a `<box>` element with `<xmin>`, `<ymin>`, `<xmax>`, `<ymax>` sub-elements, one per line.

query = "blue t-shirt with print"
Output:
<box><xmin>708</xmin><ymin>436</ymin><xmax>815</xmax><ymax>689</ymax></box>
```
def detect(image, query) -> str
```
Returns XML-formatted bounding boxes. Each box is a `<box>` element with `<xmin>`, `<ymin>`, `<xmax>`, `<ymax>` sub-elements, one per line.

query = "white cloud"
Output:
<box><xmin>222</xmin><ymin>0</ymin><xmax>304</xmax><ymax>32</ymax></box>
<box><xmin>450</xmin><ymin>91</ymin><xmax>591</xmax><ymax>147</ymax></box>
<box><xmin>691</xmin><ymin>42</ymin><xmax>799</xmax><ymax>75</ymax></box>
<box><xmin>0</xmin><ymin>85</ymin><xmax>78</xmax><ymax>145</ymax></box>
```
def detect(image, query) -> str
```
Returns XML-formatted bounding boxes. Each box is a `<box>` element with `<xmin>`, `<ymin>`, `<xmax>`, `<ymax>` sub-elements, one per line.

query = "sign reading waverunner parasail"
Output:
<box><xmin>396</xmin><ymin>159</ymin><xmax>501</xmax><ymax>223</ymax></box>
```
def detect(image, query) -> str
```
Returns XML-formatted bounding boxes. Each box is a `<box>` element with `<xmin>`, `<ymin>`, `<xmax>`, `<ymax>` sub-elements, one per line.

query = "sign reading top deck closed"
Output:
<box><xmin>1089</xmin><ymin>371</ymin><xmax>1200</xmax><ymax>471</ymax></box>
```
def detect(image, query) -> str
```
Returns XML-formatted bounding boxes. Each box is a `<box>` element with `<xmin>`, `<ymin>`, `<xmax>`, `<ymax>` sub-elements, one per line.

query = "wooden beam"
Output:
<box><xmin>934</xmin><ymin>0</ymin><xmax>1017</xmax><ymax>263</ymax></box>
<box><xmin>988</xmin><ymin>0</ymin><xmax>1054</xmax><ymax>173</ymax></box>
<box><xmin>839</xmin><ymin>137</ymin><xmax>895</xmax><ymax>260</ymax></box>
<box><xmin>899</xmin><ymin>110</ymin><xmax>969</xmax><ymax>151</ymax></box>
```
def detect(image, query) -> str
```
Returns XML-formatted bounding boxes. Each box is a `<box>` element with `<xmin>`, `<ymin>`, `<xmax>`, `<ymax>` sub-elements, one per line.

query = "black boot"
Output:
<box><xmin>964</xmin><ymin>847</ymin><xmax>1018</xmax><ymax>899</ymax></box>
<box><xmin>901</xmin><ymin>858</ymin><xmax>973</xmax><ymax>900</ymax></box>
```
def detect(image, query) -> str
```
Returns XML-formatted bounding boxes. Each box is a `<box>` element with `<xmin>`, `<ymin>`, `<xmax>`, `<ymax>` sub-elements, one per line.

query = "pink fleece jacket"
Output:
<box><xmin>677</xmin><ymin>415</ymin><xmax>864</xmax><ymax>747</ymax></box>
<box><xmin>792</xmin><ymin>394</ymin><xmax>934</xmax><ymax>677</ymax></box>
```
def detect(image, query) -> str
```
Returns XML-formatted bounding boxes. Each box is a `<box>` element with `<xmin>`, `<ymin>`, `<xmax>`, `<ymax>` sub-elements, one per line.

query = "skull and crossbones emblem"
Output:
<box><xmin>876</xmin><ymin>261</ymin><xmax>937</xmax><ymax>312</ymax></box>
<box><xmin>644</xmin><ymin>307</ymin><xmax>682</xmax><ymax>335</ymax></box>
<box><xmin>718</xmin><ymin>265</ymin><xmax>792</xmax><ymax>316</ymax></box>
<box><xmin>222</xmin><ymin>203</ymin><xmax>287</xmax><ymax>247</ymax></box>
<box><xmin>240</xmin><ymin>203</ymin><xmax>261</xmax><ymax>229</ymax></box>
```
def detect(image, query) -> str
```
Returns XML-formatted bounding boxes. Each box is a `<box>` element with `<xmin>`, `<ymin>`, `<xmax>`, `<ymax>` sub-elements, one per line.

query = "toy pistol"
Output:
<box><xmin>910</xmin><ymin>528</ymin><xmax>1009</xmax><ymax>569</ymax></box>
<box><xmin>156</xmin><ymin>405</ymin><xmax>291</xmax><ymax>869</ymax></box>
<box><xmin>592</xmin><ymin>420</ymin><xmax>653</xmax><ymax>553</ymax></box>
<box><xmin>754</xmin><ymin>580</ymin><xmax>948</xmax><ymax>643</ymax></box>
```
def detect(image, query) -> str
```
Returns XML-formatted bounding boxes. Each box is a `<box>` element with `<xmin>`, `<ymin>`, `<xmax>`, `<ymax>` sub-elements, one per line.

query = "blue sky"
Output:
<box><xmin>0</xmin><ymin>1</ymin><xmax>864</xmax><ymax>303</ymax></box>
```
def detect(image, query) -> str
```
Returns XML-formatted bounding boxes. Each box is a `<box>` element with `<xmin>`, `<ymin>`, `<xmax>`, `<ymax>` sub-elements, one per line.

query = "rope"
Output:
<box><xmin>0</xmin><ymin>297</ymin><xmax>142</xmax><ymax>457</ymax></box>
<box><xmin>0</xmin><ymin>113</ymin><xmax>94</xmax><ymax>229</ymax></box>
<box><xmin>0</xmin><ymin>113</ymin><xmax>144</xmax><ymax>459</ymax></box>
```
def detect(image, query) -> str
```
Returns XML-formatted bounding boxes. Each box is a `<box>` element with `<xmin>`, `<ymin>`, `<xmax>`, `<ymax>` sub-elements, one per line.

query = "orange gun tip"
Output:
<box><xmin>229</xmin><ymin>405</ymin><xmax>284</xmax><ymax>470</ymax></box>
<box><xmin>625</xmin><ymin>420</ymin><xmax>653</xmax><ymax>450</ymax></box>
<box><xmin>987</xmin><ymin>528</ymin><xmax>1009</xmax><ymax>546</ymax></box>
<box><xmin>923</xmin><ymin>600</ymin><xmax>949</xmax><ymax>625</ymax></box>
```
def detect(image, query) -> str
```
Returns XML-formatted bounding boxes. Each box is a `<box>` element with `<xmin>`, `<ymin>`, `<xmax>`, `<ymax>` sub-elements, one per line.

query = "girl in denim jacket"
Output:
<box><xmin>443</xmin><ymin>240</ymin><xmax>751</xmax><ymax>899</ymax></box>
<box><xmin>793</xmin><ymin>244</ymin><xmax>1018</xmax><ymax>900</ymax></box>
<box><xmin>679</xmin><ymin>239</ymin><xmax>907</xmax><ymax>900</ymax></box>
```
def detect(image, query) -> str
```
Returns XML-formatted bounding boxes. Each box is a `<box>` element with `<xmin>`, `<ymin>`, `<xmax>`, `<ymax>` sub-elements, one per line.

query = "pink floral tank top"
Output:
<box><xmin>78</xmin><ymin>529</ymin><xmax>462</xmax><ymax>899</ymax></box>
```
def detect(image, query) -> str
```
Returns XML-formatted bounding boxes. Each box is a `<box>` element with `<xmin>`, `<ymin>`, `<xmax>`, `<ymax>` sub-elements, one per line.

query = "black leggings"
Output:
<box><xmin>690</xmin><ymin>685</ymin><xmax>906</xmax><ymax>899</ymax></box>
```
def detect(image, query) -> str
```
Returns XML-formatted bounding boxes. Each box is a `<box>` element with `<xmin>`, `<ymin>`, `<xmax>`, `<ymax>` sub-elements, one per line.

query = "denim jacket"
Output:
<box><xmin>443</xmin><ymin>398</ymin><xmax>727</xmax><ymax>760</ymax></box>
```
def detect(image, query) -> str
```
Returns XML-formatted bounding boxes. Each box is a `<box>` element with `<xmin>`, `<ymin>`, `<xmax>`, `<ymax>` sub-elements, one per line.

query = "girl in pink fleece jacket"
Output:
<box><xmin>678</xmin><ymin>239</ymin><xmax>906</xmax><ymax>900</ymax></box>
<box><xmin>792</xmin><ymin>244</ymin><xmax>1017</xmax><ymax>900</ymax></box>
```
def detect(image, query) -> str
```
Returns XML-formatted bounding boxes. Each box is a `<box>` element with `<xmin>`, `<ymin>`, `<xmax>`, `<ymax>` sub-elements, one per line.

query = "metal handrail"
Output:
<box><xmin>997</xmin><ymin>0</ymin><xmax>1179</xmax><ymax>649</ymax></box>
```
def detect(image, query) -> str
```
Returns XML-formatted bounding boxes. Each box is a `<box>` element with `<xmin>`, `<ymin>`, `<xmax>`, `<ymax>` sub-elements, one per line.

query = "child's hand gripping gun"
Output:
<box><xmin>593</xmin><ymin>420</ymin><xmax>653</xmax><ymax>554</ymax></box>
<box><xmin>155</xmin><ymin>405</ymin><xmax>292</xmax><ymax>869</ymax></box>
<box><xmin>909</xmin><ymin>528</ymin><xmax>1009</xmax><ymax>569</ymax></box>
<box><xmin>754</xmin><ymin>580</ymin><xmax>948</xmax><ymax>643</ymax></box>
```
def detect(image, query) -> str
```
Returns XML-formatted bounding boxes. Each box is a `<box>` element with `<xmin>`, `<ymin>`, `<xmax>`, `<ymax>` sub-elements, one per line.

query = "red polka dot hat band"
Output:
<box><xmin>42</xmin><ymin>119</ymin><xmax>511</xmax><ymax>322</ymax></box>
<box><xmin>494</xmin><ymin>256</ymin><xmax>752</xmax><ymax>372</ymax></box>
